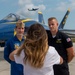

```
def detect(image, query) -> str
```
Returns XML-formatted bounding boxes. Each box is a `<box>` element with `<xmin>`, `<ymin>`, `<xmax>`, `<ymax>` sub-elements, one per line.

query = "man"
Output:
<box><xmin>47</xmin><ymin>17</ymin><xmax>74</xmax><ymax>75</ymax></box>
<box><xmin>4</xmin><ymin>20</ymin><xmax>25</xmax><ymax>75</ymax></box>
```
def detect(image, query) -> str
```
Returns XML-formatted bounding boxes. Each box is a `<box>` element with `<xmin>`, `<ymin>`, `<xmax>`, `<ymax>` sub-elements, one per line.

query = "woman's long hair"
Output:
<box><xmin>16</xmin><ymin>23</ymin><xmax>48</xmax><ymax>68</ymax></box>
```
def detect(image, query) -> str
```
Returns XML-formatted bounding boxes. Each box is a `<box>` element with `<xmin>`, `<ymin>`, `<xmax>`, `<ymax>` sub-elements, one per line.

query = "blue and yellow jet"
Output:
<box><xmin>0</xmin><ymin>9</ymin><xmax>70</xmax><ymax>47</ymax></box>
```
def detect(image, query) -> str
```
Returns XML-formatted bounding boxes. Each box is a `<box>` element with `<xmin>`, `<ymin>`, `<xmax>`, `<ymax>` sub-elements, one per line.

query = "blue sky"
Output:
<box><xmin>0</xmin><ymin>0</ymin><xmax>75</xmax><ymax>29</ymax></box>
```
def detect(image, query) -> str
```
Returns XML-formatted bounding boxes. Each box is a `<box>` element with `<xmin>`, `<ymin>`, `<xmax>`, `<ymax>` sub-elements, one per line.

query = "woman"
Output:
<box><xmin>9</xmin><ymin>23</ymin><xmax>63</xmax><ymax>75</ymax></box>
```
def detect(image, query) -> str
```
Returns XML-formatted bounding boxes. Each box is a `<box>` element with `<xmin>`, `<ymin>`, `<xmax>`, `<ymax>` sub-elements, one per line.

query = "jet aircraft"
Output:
<box><xmin>58</xmin><ymin>9</ymin><xmax>75</xmax><ymax>38</ymax></box>
<box><xmin>60</xmin><ymin>29</ymin><xmax>75</xmax><ymax>38</ymax></box>
<box><xmin>0</xmin><ymin>11</ymin><xmax>48</xmax><ymax>47</ymax></box>
<box><xmin>28</xmin><ymin>8</ymin><xmax>39</xmax><ymax>11</ymax></box>
<box><xmin>0</xmin><ymin>9</ymin><xmax>71</xmax><ymax>47</ymax></box>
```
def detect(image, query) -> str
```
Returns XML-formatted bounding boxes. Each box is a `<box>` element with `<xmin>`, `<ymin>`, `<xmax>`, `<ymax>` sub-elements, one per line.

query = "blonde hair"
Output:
<box><xmin>16</xmin><ymin>20</ymin><xmax>25</xmax><ymax>28</ymax></box>
<box><xmin>48</xmin><ymin>17</ymin><xmax>58</xmax><ymax>22</ymax></box>
<box><xmin>16</xmin><ymin>23</ymin><xmax>48</xmax><ymax>68</ymax></box>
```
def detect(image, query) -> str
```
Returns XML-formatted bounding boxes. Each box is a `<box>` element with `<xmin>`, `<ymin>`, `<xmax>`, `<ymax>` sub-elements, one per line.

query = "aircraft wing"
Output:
<box><xmin>60</xmin><ymin>29</ymin><xmax>75</xmax><ymax>38</ymax></box>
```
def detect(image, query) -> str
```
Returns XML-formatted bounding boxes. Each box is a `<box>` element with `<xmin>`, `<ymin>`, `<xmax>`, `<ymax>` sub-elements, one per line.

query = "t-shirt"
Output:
<box><xmin>14</xmin><ymin>46</ymin><xmax>60</xmax><ymax>75</ymax></box>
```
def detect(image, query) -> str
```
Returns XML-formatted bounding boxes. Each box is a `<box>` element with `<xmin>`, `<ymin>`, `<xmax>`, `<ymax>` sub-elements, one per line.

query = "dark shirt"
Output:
<box><xmin>47</xmin><ymin>30</ymin><xmax>73</xmax><ymax>75</ymax></box>
<box><xmin>4</xmin><ymin>36</ymin><xmax>24</xmax><ymax>75</ymax></box>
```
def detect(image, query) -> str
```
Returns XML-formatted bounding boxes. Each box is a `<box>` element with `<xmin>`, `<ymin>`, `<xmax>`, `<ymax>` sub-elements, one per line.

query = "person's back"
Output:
<box><xmin>9</xmin><ymin>23</ymin><xmax>63</xmax><ymax>75</ymax></box>
<box><xmin>4</xmin><ymin>20</ymin><xmax>25</xmax><ymax>75</ymax></box>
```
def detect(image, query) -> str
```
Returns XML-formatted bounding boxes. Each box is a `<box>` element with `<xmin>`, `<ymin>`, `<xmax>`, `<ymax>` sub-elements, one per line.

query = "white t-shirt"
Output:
<box><xmin>14</xmin><ymin>46</ymin><xmax>60</xmax><ymax>75</ymax></box>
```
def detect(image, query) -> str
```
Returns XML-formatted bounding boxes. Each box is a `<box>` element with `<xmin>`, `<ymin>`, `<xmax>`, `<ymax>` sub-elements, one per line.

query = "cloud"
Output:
<box><xmin>54</xmin><ymin>0</ymin><xmax>75</xmax><ymax>12</ymax></box>
<box><xmin>18</xmin><ymin>0</ymin><xmax>32</xmax><ymax>6</ymax></box>
<box><xmin>38</xmin><ymin>4</ymin><xmax>46</xmax><ymax>11</ymax></box>
<box><xmin>55</xmin><ymin>2</ymin><xmax>68</xmax><ymax>12</ymax></box>
<box><xmin>16</xmin><ymin>0</ymin><xmax>46</xmax><ymax>19</ymax></box>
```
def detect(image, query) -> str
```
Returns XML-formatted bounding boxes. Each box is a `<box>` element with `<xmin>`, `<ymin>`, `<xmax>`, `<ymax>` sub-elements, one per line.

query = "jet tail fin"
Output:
<box><xmin>38</xmin><ymin>11</ymin><xmax>45</xmax><ymax>24</ymax></box>
<box><xmin>58</xmin><ymin>8</ymin><xmax>70</xmax><ymax>29</ymax></box>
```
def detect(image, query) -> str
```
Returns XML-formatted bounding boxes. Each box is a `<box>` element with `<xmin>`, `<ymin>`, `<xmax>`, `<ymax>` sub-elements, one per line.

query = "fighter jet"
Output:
<box><xmin>0</xmin><ymin>9</ymin><xmax>71</xmax><ymax>47</ymax></box>
<box><xmin>28</xmin><ymin>8</ymin><xmax>39</xmax><ymax>11</ymax></box>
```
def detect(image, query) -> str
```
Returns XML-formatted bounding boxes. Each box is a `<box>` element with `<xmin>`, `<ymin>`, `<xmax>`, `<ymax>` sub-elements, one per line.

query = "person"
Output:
<box><xmin>47</xmin><ymin>17</ymin><xmax>74</xmax><ymax>75</ymax></box>
<box><xmin>4</xmin><ymin>20</ymin><xmax>25</xmax><ymax>75</ymax></box>
<box><xmin>9</xmin><ymin>23</ymin><xmax>63</xmax><ymax>75</ymax></box>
